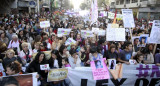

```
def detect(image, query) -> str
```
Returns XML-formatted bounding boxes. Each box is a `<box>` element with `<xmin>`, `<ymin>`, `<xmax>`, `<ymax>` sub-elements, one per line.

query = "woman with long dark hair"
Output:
<box><xmin>48</xmin><ymin>50</ymin><xmax>62</xmax><ymax>68</ymax></box>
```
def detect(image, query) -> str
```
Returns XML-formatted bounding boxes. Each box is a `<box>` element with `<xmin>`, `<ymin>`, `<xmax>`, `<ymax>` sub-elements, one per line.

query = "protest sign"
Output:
<box><xmin>129</xmin><ymin>59</ymin><xmax>136</xmax><ymax>64</ymax></box>
<box><xmin>90</xmin><ymin>58</ymin><xmax>110</xmax><ymax>80</ymax></box>
<box><xmin>0</xmin><ymin>73</ymin><xmax>37</xmax><ymax>86</ymax></box>
<box><xmin>106</xmin><ymin>28</ymin><xmax>125</xmax><ymax>41</ymax></box>
<box><xmin>137</xmin><ymin>34</ymin><xmax>149</xmax><ymax>47</ymax></box>
<box><xmin>122</xmin><ymin>9</ymin><xmax>135</xmax><ymax>28</ymax></box>
<box><xmin>39</xmin><ymin>18</ymin><xmax>46</xmax><ymax>22</ymax></box>
<box><xmin>108</xmin><ymin>59</ymin><xmax>116</xmax><ymax>70</ymax></box>
<box><xmin>98</xmin><ymin>30</ymin><xmax>106</xmax><ymax>36</ymax></box>
<box><xmin>47</xmin><ymin>68</ymin><xmax>68</xmax><ymax>82</ymax></box>
<box><xmin>111</xmin><ymin>24</ymin><xmax>119</xmax><ymax>28</ymax></box>
<box><xmin>65</xmin><ymin>38</ymin><xmax>76</xmax><ymax>45</ymax></box>
<box><xmin>92</xmin><ymin>28</ymin><xmax>99</xmax><ymax>34</ymax></box>
<box><xmin>57</xmin><ymin>28</ymin><xmax>72</xmax><ymax>37</ymax></box>
<box><xmin>40</xmin><ymin>64</ymin><xmax>49</xmax><ymax>70</ymax></box>
<box><xmin>108</xmin><ymin>12</ymin><xmax>115</xmax><ymax>19</ymax></box>
<box><xmin>116</xmin><ymin>14</ymin><xmax>123</xmax><ymax>20</ymax></box>
<box><xmin>67</xmin><ymin>64</ymin><xmax>160</xmax><ymax>86</ymax></box>
<box><xmin>81</xmin><ymin>30</ymin><xmax>94</xmax><ymax>38</ymax></box>
<box><xmin>40</xmin><ymin>21</ymin><xmax>50</xmax><ymax>28</ymax></box>
<box><xmin>149</xmin><ymin>20</ymin><xmax>160</xmax><ymax>44</ymax></box>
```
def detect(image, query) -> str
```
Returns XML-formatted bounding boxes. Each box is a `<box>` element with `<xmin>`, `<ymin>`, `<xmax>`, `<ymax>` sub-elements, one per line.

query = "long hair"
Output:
<box><xmin>34</xmin><ymin>51</ymin><xmax>46</xmax><ymax>63</ymax></box>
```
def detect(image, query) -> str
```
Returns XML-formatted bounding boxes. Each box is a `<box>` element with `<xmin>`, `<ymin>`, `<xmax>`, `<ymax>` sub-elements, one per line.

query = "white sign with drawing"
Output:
<box><xmin>40</xmin><ymin>21</ymin><xmax>50</xmax><ymax>28</ymax></box>
<box><xmin>122</xmin><ymin>9</ymin><xmax>135</xmax><ymax>28</ymax></box>
<box><xmin>106</xmin><ymin>28</ymin><xmax>125</xmax><ymax>41</ymax></box>
<box><xmin>149</xmin><ymin>20</ymin><xmax>160</xmax><ymax>44</ymax></box>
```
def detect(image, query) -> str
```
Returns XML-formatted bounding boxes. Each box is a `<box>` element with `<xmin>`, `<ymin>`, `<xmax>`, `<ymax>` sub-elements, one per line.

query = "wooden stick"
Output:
<box><xmin>153</xmin><ymin>44</ymin><xmax>157</xmax><ymax>55</ymax></box>
<box><xmin>129</xmin><ymin>28</ymin><xmax>135</xmax><ymax>52</ymax></box>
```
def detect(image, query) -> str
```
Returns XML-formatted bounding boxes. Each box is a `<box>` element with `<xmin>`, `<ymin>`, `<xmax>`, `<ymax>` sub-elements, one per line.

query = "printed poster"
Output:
<box><xmin>81</xmin><ymin>30</ymin><xmax>94</xmax><ymax>38</ymax></box>
<box><xmin>0</xmin><ymin>73</ymin><xmax>37</xmax><ymax>86</ymax></box>
<box><xmin>90</xmin><ymin>58</ymin><xmax>110</xmax><ymax>80</ymax></box>
<box><xmin>65</xmin><ymin>38</ymin><xmax>76</xmax><ymax>45</ymax></box>
<box><xmin>57</xmin><ymin>28</ymin><xmax>72</xmax><ymax>37</ymax></box>
<box><xmin>40</xmin><ymin>64</ymin><xmax>50</xmax><ymax>70</ymax></box>
<box><xmin>122</xmin><ymin>9</ymin><xmax>135</xmax><ymax>28</ymax></box>
<box><xmin>137</xmin><ymin>34</ymin><xmax>149</xmax><ymax>47</ymax></box>
<box><xmin>149</xmin><ymin>20</ymin><xmax>160</xmax><ymax>44</ymax></box>
<box><xmin>47</xmin><ymin>68</ymin><xmax>68</xmax><ymax>82</ymax></box>
<box><xmin>40</xmin><ymin>21</ymin><xmax>50</xmax><ymax>28</ymax></box>
<box><xmin>98</xmin><ymin>30</ymin><xmax>106</xmax><ymax>36</ymax></box>
<box><xmin>108</xmin><ymin>59</ymin><xmax>116</xmax><ymax>70</ymax></box>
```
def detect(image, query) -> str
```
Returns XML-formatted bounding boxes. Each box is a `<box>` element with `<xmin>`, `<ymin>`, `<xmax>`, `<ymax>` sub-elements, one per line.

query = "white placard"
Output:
<box><xmin>65</xmin><ymin>38</ymin><xmax>76</xmax><ymax>45</ymax></box>
<box><xmin>129</xmin><ymin>59</ymin><xmax>136</xmax><ymax>64</ymax></box>
<box><xmin>81</xmin><ymin>30</ymin><xmax>94</xmax><ymax>38</ymax></box>
<box><xmin>92</xmin><ymin>28</ymin><xmax>99</xmax><ymax>34</ymax></box>
<box><xmin>40</xmin><ymin>64</ymin><xmax>49</xmax><ymax>70</ymax></box>
<box><xmin>57</xmin><ymin>28</ymin><xmax>72</xmax><ymax>37</ymax></box>
<box><xmin>108</xmin><ymin>12</ymin><xmax>115</xmax><ymax>19</ymax></box>
<box><xmin>98</xmin><ymin>30</ymin><xmax>106</xmax><ymax>36</ymax></box>
<box><xmin>40</xmin><ymin>21</ymin><xmax>50</xmax><ymax>28</ymax></box>
<box><xmin>149</xmin><ymin>20</ymin><xmax>160</xmax><ymax>44</ymax></box>
<box><xmin>122</xmin><ymin>9</ymin><xmax>135</xmax><ymax>28</ymax></box>
<box><xmin>106</xmin><ymin>28</ymin><xmax>125</xmax><ymax>41</ymax></box>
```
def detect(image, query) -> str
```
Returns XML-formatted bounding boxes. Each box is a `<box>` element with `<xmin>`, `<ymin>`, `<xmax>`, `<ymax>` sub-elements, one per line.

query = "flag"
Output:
<box><xmin>90</xmin><ymin>0</ymin><xmax>98</xmax><ymax>25</ymax></box>
<box><xmin>113</xmin><ymin>9</ymin><xmax>117</xmax><ymax>24</ymax></box>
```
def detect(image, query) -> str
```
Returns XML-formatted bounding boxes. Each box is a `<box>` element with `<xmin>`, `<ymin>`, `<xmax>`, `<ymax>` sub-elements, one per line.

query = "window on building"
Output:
<box><xmin>140</xmin><ymin>0</ymin><xmax>148</xmax><ymax>2</ymax></box>
<box><xmin>116</xmin><ymin>1</ymin><xmax>119</xmax><ymax>5</ymax></box>
<box><xmin>126</xmin><ymin>0</ymin><xmax>130</xmax><ymax>4</ymax></box>
<box><xmin>120</xmin><ymin>0</ymin><xmax>124</xmax><ymax>5</ymax></box>
<box><xmin>132</xmin><ymin>0</ymin><xmax>138</xmax><ymax>3</ymax></box>
<box><xmin>111</xmin><ymin>2</ymin><xmax>115</xmax><ymax>6</ymax></box>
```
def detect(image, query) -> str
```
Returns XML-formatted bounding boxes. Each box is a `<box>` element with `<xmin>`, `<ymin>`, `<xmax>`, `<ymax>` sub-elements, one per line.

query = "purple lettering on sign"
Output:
<box><xmin>136</xmin><ymin>65</ymin><xmax>150</xmax><ymax>78</ymax></box>
<box><xmin>150</xmin><ymin>65</ymin><xmax>160</xmax><ymax>77</ymax></box>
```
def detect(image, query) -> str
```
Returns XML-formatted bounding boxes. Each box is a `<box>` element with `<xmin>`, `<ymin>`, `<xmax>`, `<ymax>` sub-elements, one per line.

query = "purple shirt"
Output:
<box><xmin>65</xmin><ymin>64</ymin><xmax>71</xmax><ymax>67</ymax></box>
<box><xmin>155</xmin><ymin>53</ymin><xmax>160</xmax><ymax>64</ymax></box>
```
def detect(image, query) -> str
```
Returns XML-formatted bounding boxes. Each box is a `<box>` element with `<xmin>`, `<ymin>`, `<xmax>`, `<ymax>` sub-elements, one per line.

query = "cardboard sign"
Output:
<box><xmin>47</xmin><ymin>68</ymin><xmax>68</xmax><ymax>82</ymax></box>
<box><xmin>106</xmin><ymin>28</ymin><xmax>125</xmax><ymax>41</ymax></box>
<box><xmin>149</xmin><ymin>20</ymin><xmax>160</xmax><ymax>44</ymax></box>
<box><xmin>90</xmin><ymin>58</ymin><xmax>110</xmax><ymax>80</ymax></box>
<box><xmin>92</xmin><ymin>28</ymin><xmax>99</xmax><ymax>34</ymax></box>
<box><xmin>111</xmin><ymin>24</ymin><xmax>119</xmax><ymax>28</ymax></box>
<box><xmin>98</xmin><ymin>30</ymin><xmax>106</xmax><ymax>36</ymax></box>
<box><xmin>40</xmin><ymin>64</ymin><xmax>49</xmax><ymax>70</ymax></box>
<box><xmin>40</xmin><ymin>21</ymin><xmax>50</xmax><ymax>28</ymax></box>
<box><xmin>57</xmin><ymin>28</ymin><xmax>72</xmax><ymax>37</ymax></box>
<box><xmin>65</xmin><ymin>38</ymin><xmax>76</xmax><ymax>45</ymax></box>
<box><xmin>122</xmin><ymin>9</ymin><xmax>135</xmax><ymax>28</ymax></box>
<box><xmin>81</xmin><ymin>30</ymin><xmax>94</xmax><ymax>38</ymax></box>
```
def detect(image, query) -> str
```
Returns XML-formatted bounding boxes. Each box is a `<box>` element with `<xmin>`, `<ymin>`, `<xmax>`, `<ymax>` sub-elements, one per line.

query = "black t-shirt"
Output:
<box><xmin>104</xmin><ymin>50</ymin><xmax>118</xmax><ymax>60</ymax></box>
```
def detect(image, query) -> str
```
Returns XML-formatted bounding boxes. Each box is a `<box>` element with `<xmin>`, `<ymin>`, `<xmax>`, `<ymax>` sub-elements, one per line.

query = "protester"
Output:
<box><xmin>118</xmin><ymin>42</ymin><xmax>133</xmax><ymax>64</ymax></box>
<box><xmin>3</xmin><ymin>49</ymin><xmax>23</xmax><ymax>69</ymax></box>
<box><xmin>6</xmin><ymin>61</ymin><xmax>22</xmax><ymax>75</ymax></box>
<box><xmin>69</xmin><ymin>49</ymin><xmax>81</xmax><ymax>68</ymax></box>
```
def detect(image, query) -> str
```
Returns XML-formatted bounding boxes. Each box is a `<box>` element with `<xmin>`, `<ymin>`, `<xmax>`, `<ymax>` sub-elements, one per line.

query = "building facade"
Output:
<box><xmin>110</xmin><ymin>0</ymin><xmax>160</xmax><ymax>20</ymax></box>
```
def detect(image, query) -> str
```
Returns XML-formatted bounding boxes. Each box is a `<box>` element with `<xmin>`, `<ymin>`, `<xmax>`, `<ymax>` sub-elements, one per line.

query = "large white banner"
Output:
<box><xmin>122</xmin><ymin>9</ymin><xmax>135</xmax><ymax>28</ymax></box>
<box><xmin>149</xmin><ymin>20</ymin><xmax>160</xmax><ymax>44</ymax></box>
<box><xmin>67</xmin><ymin>64</ymin><xmax>160</xmax><ymax>86</ymax></box>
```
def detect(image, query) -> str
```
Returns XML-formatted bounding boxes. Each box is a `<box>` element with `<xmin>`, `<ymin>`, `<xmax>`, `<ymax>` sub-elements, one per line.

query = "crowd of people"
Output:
<box><xmin>0</xmin><ymin>12</ymin><xmax>160</xmax><ymax>86</ymax></box>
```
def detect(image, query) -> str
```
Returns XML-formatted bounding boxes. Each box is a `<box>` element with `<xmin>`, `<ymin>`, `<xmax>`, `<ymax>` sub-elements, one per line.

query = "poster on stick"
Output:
<box><xmin>90</xmin><ymin>58</ymin><xmax>110</xmax><ymax>80</ymax></box>
<box><xmin>149</xmin><ymin>20</ymin><xmax>160</xmax><ymax>44</ymax></box>
<box><xmin>122</xmin><ymin>9</ymin><xmax>135</xmax><ymax>28</ymax></box>
<box><xmin>106</xmin><ymin>28</ymin><xmax>125</xmax><ymax>41</ymax></box>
